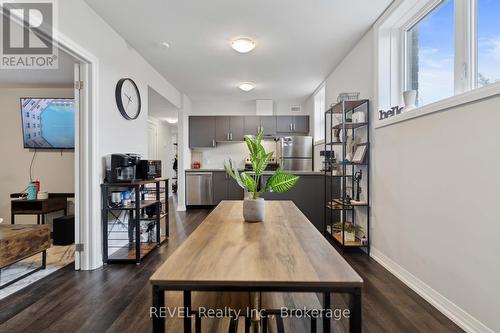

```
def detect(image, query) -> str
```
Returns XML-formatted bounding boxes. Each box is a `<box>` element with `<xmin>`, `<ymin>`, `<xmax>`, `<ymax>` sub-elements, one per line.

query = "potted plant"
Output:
<box><xmin>224</xmin><ymin>129</ymin><xmax>300</xmax><ymax>222</ymax></box>
<box><xmin>332</xmin><ymin>222</ymin><xmax>363</xmax><ymax>242</ymax></box>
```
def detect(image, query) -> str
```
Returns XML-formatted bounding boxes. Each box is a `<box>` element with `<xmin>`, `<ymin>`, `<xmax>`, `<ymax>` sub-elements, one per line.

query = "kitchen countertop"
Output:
<box><xmin>185</xmin><ymin>169</ymin><xmax>324</xmax><ymax>176</ymax></box>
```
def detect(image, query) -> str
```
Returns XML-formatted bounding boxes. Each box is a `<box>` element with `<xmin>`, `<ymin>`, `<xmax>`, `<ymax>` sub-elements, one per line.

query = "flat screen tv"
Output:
<box><xmin>20</xmin><ymin>98</ymin><xmax>75</xmax><ymax>149</ymax></box>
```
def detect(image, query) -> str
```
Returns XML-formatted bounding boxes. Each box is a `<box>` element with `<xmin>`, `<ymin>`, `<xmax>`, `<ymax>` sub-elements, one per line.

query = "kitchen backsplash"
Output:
<box><xmin>191</xmin><ymin>141</ymin><xmax>277</xmax><ymax>169</ymax></box>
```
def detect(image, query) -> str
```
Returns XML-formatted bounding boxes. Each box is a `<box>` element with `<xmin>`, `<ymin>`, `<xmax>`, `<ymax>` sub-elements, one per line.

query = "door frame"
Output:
<box><xmin>56</xmin><ymin>34</ymin><xmax>101</xmax><ymax>271</ymax></box>
<box><xmin>147</xmin><ymin>119</ymin><xmax>159</xmax><ymax>159</ymax></box>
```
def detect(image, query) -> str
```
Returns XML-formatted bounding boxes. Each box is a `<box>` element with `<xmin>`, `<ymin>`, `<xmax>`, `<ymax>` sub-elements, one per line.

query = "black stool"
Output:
<box><xmin>53</xmin><ymin>215</ymin><xmax>74</xmax><ymax>245</ymax></box>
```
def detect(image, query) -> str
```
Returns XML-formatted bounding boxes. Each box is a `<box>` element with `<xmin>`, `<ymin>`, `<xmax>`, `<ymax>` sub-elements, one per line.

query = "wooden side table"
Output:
<box><xmin>11</xmin><ymin>197</ymin><xmax>68</xmax><ymax>225</ymax></box>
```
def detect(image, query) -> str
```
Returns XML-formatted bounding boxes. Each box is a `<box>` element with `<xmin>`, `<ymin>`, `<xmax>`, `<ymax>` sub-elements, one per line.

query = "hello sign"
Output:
<box><xmin>379</xmin><ymin>106</ymin><xmax>403</xmax><ymax>120</ymax></box>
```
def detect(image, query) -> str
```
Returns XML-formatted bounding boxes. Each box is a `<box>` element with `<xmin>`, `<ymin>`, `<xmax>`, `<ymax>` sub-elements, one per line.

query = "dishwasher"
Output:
<box><xmin>186</xmin><ymin>172</ymin><xmax>214</xmax><ymax>205</ymax></box>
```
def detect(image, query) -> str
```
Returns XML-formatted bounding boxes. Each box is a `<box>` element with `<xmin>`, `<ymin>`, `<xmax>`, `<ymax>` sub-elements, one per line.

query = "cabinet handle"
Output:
<box><xmin>226</xmin><ymin>133</ymin><xmax>229</xmax><ymax>141</ymax></box>
<box><xmin>293</xmin><ymin>123</ymin><xmax>296</xmax><ymax>131</ymax></box>
<box><xmin>212</xmin><ymin>139</ymin><xmax>216</xmax><ymax>147</ymax></box>
<box><xmin>230</xmin><ymin>133</ymin><xmax>233</xmax><ymax>140</ymax></box>
<box><xmin>289</xmin><ymin>123</ymin><xmax>292</xmax><ymax>131</ymax></box>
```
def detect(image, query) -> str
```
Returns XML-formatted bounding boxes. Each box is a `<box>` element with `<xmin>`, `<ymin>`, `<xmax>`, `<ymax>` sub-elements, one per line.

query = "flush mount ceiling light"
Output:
<box><xmin>164</xmin><ymin>117</ymin><xmax>178</xmax><ymax>124</ymax></box>
<box><xmin>238</xmin><ymin>82</ymin><xmax>255</xmax><ymax>92</ymax></box>
<box><xmin>159</xmin><ymin>41</ymin><xmax>171</xmax><ymax>49</ymax></box>
<box><xmin>231</xmin><ymin>37</ymin><xmax>256</xmax><ymax>53</ymax></box>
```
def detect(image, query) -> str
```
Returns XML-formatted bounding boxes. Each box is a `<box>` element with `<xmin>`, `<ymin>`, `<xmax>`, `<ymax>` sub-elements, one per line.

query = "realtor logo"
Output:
<box><xmin>0</xmin><ymin>0</ymin><xmax>58</xmax><ymax>69</ymax></box>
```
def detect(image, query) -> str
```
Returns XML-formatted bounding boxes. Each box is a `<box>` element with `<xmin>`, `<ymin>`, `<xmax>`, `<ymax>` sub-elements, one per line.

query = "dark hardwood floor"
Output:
<box><xmin>0</xmin><ymin>201</ymin><xmax>463</xmax><ymax>333</ymax></box>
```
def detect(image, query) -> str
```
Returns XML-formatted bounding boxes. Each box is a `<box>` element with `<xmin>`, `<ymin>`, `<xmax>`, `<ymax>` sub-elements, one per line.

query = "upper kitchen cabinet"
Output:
<box><xmin>189</xmin><ymin>116</ymin><xmax>216</xmax><ymax>148</ymax></box>
<box><xmin>244</xmin><ymin>116</ymin><xmax>276</xmax><ymax>136</ymax></box>
<box><xmin>244</xmin><ymin>116</ymin><xmax>260</xmax><ymax>136</ymax></box>
<box><xmin>276</xmin><ymin>116</ymin><xmax>309</xmax><ymax>134</ymax></box>
<box><xmin>293</xmin><ymin>116</ymin><xmax>310</xmax><ymax>133</ymax></box>
<box><xmin>216</xmin><ymin>116</ymin><xmax>245</xmax><ymax>142</ymax></box>
<box><xmin>260</xmin><ymin>116</ymin><xmax>277</xmax><ymax>136</ymax></box>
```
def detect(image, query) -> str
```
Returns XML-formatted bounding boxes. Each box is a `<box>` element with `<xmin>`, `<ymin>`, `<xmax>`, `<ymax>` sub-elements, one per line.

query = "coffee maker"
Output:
<box><xmin>105</xmin><ymin>154</ymin><xmax>140</xmax><ymax>183</ymax></box>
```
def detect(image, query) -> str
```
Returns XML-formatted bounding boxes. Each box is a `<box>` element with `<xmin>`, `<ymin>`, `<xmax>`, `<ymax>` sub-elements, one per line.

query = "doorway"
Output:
<box><xmin>0</xmin><ymin>47</ymin><xmax>85</xmax><ymax>297</ymax></box>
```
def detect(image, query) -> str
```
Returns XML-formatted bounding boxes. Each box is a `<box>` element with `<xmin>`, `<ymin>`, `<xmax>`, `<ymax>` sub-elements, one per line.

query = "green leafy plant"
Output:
<box><xmin>224</xmin><ymin>129</ymin><xmax>299</xmax><ymax>199</ymax></box>
<box><xmin>332</xmin><ymin>222</ymin><xmax>363</xmax><ymax>234</ymax></box>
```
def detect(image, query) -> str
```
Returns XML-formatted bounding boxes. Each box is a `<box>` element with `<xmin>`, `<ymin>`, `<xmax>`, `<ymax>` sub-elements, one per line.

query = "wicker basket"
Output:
<box><xmin>337</xmin><ymin>92</ymin><xmax>360</xmax><ymax>102</ymax></box>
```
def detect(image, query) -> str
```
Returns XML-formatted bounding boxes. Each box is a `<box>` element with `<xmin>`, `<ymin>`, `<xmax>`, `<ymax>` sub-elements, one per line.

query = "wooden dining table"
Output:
<box><xmin>150</xmin><ymin>201</ymin><xmax>363</xmax><ymax>333</ymax></box>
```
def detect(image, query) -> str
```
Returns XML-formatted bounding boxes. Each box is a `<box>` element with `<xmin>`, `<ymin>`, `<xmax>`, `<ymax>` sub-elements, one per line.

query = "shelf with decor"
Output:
<box><xmin>101</xmin><ymin>178</ymin><xmax>169</xmax><ymax>264</ymax></box>
<box><xmin>324</xmin><ymin>99</ymin><xmax>370</xmax><ymax>254</ymax></box>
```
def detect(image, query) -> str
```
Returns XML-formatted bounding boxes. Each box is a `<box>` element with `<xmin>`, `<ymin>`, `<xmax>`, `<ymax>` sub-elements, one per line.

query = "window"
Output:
<box><xmin>406</xmin><ymin>0</ymin><xmax>455</xmax><ymax>106</ymax></box>
<box><xmin>378</xmin><ymin>0</ymin><xmax>500</xmax><ymax>121</ymax></box>
<box><xmin>477</xmin><ymin>0</ymin><xmax>500</xmax><ymax>87</ymax></box>
<box><xmin>313</xmin><ymin>85</ymin><xmax>326</xmax><ymax>143</ymax></box>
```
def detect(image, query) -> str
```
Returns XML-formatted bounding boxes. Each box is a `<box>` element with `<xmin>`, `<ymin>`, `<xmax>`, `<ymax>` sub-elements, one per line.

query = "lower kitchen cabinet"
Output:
<box><xmin>213</xmin><ymin>171</ymin><xmax>244</xmax><ymax>204</ymax></box>
<box><xmin>262</xmin><ymin>174</ymin><xmax>337</xmax><ymax>231</ymax></box>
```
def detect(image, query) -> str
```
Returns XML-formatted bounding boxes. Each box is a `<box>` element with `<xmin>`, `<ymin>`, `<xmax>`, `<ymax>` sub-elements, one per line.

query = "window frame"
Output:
<box><xmin>400</xmin><ymin>0</ymin><xmax>458</xmax><ymax>104</ymax></box>
<box><xmin>313</xmin><ymin>84</ymin><xmax>326</xmax><ymax>144</ymax></box>
<box><xmin>375</xmin><ymin>0</ymin><xmax>500</xmax><ymax>128</ymax></box>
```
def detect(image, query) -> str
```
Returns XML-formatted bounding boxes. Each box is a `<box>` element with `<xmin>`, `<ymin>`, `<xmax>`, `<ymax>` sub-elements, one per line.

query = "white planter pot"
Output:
<box><xmin>243</xmin><ymin>198</ymin><xmax>265</xmax><ymax>223</ymax></box>
<box><xmin>403</xmin><ymin>90</ymin><xmax>417</xmax><ymax>112</ymax></box>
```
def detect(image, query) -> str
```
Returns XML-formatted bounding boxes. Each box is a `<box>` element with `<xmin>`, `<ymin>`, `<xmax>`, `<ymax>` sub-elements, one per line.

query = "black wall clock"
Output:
<box><xmin>115</xmin><ymin>78</ymin><xmax>141</xmax><ymax>120</ymax></box>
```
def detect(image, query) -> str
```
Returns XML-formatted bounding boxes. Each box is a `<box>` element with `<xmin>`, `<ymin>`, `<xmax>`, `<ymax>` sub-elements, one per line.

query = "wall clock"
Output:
<box><xmin>115</xmin><ymin>78</ymin><xmax>141</xmax><ymax>120</ymax></box>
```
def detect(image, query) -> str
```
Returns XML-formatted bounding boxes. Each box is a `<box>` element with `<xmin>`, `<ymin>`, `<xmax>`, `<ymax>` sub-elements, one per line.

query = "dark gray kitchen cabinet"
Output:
<box><xmin>261</xmin><ymin>174</ymin><xmax>336</xmax><ymax>231</ymax></box>
<box><xmin>244</xmin><ymin>116</ymin><xmax>277</xmax><ymax>136</ymax></box>
<box><xmin>213</xmin><ymin>171</ymin><xmax>228</xmax><ymax>204</ymax></box>
<box><xmin>216</xmin><ymin>116</ymin><xmax>245</xmax><ymax>142</ymax></box>
<box><xmin>227</xmin><ymin>177</ymin><xmax>244</xmax><ymax>200</ymax></box>
<box><xmin>213</xmin><ymin>171</ymin><xmax>244</xmax><ymax>204</ymax></box>
<box><xmin>276</xmin><ymin>116</ymin><xmax>310</xmax><ymax>134</ymax></box>
<box><xmin>244</xmin><ymin>116</ymin><xmax>260</xmax><ymax>136</ymax></box>
<box><xmin>293</xmin><ymin>116</ymin><xmax>310</xmax><ymax>133</ymax></box>
<box><xmin>260</xmin><ymin>116</ymin><xmax>277</xmax><ymax>136</ymax></box>
<box><xmin>230</xmin><ymin>116</ymin><xmax>245</xmax><ymax>141</ymax></box>
<box><xmin>276</xmin><ymin>116</ymin><xmax>294</xmax><ymax>133</ymax></box>
<box><xmin>189</xmin><ymin>116</ymin><xmax>216</xmax><ymax>148</ymax></box>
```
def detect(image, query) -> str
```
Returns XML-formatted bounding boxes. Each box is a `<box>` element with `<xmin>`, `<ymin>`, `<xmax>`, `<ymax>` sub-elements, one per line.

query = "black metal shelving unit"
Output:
<box><xmin>324</xmin><ymin>100</ymin><xmax>370</xmax><ymax>254</ymax></box>
<box><xmin>101</xmin><ymin>178</ymin><xmax>169</xmax><ymax>264</ymax></box>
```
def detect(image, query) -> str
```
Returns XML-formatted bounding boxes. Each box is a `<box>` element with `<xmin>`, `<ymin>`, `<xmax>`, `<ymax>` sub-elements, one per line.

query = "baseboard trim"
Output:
<box><xmin>370</xmin><ymin>247</ymin><xmax>493</xmax><ymax>333</ymax></box>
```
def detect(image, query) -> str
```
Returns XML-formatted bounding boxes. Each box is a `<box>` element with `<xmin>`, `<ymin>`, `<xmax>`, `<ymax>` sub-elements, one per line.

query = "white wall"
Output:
<box><xmin>0</xmin><ymin>87</ymin><xmax>75</xmax><ymax>224</ymax></box>
<box><xmin>177</xmin><ymin>94</ymin><xmax>192</xmax><ymax>211</ymax></box>
<box><xmin>319</xmin><ymin>25</ymin><xmax>497</xmax><ymax>332</ymax></box>
<box><xmin>190</xmin><ymin>98</ymin><xmax>307</xmax><ymax>116</ymax></box>
<box><xmin>309</xmin><ymin>31</ymin><xmax>374</xmax><ymax>171</ymax></box>
<box><xmin>56</xmin><ymin>0</ymin><xmax>183</xmax><ymax>269</ymax></box>
<box><xmin>58</xmin><ymin>0</ymin><xmax>182</xmax><ymax>158</ymax></box>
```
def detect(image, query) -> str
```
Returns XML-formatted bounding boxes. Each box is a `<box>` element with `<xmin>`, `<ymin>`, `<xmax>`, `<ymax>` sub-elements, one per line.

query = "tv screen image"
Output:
<box><xmin>21</xmin><ymin>98</ymin><xmax>75</xmax><ymax>149</ymax></box>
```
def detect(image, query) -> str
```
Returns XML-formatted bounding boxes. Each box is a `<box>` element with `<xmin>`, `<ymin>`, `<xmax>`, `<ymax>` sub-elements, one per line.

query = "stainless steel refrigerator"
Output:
<box><xmin>279</xmin><ymin>136</ymin><xmax>313</xmax><ymax>171</ymax></box>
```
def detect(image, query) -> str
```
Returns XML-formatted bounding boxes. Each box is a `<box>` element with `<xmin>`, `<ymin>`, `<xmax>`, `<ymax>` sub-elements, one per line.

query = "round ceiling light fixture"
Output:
<box><xmin>164</xmin><ymin>117</ymin><xmax>178</xmax><ymax>124</ymax></box>
<box><xmin>159</xmin><ymin>41</ymin><xmax>171</xmax><ymax>49</ymax></box>
<box><xmin>231</xmin><ymin>37</ymin><xmax>256</xmax><ymax>53</ymax></box>
<box><xmin>238</xmin><ymin>82</ymin><xmax>255</xmax><ymax>92</ymax></box>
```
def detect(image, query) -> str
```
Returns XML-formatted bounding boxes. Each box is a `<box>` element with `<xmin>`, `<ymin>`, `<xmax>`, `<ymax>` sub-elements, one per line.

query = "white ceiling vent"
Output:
<box><xmin>291</xmin><ymin>105</ymin><xmax>301</xmax><ymax>112</ymax></box>
<box><xmin>256</xmin><ymin>100</ymin><xmax>273</xmax><ymax>115</ymax></box>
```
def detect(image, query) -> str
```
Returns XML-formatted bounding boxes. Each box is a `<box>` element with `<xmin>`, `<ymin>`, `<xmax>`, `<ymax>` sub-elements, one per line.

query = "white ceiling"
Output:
<box><xmin>85</xmin><ymin>0</ymin><xmax>391</xmax><ymax>103</ymax></box>
<box><xmin>0</xmin><ymin>49</ymin><xmax>75</xmax><ymax>86</ymax></box>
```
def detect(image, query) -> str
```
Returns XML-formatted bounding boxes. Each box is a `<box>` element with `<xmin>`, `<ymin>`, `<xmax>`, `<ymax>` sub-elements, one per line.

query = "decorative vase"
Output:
<box><xmin>403</xmin><ymin>90</ymin><xmax>417</xmax><ymax>112</ymax></box>
<box><xmin>243</xmin><ymin>198</ymin><xmax>265</xmax><ymax>223</ymax></box>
